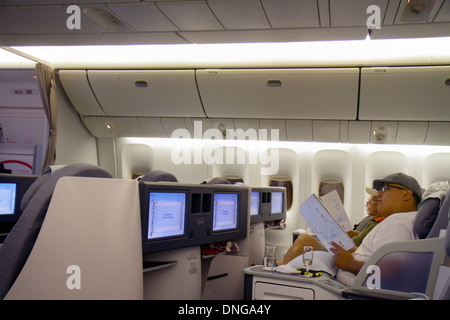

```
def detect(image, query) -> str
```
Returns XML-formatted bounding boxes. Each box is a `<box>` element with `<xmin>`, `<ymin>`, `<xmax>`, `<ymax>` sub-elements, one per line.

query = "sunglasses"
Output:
<box><xmin>380</xmin><ymin>184</ymin><xmax>408</xmax><ymax>193</ymax></box>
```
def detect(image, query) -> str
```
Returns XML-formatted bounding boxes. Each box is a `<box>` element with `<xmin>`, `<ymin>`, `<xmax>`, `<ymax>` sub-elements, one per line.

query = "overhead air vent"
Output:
<box><xmin>397</xmin><ymin>0</ymin><xmax>443</xmax><ymax>23</ymax></box>
<box><xmin>83</xmin><ymin>7</ymin><xmax>130</xmax><ymax>32</ymax></box>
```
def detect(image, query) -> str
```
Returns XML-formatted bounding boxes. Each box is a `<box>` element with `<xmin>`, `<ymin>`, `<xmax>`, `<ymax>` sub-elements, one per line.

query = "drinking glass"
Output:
<box><xmin>302</xmin><ymin>246</ymin><xmax>314</xmax><ymax>277</ymax></box>
<box><xmin>264</xmin><ymin>245</ymin><xmax>277</xmax><ymax>270</ymax></box>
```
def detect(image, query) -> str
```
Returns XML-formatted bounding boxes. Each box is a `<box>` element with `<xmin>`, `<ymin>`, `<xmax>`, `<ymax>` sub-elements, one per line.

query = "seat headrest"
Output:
<box><xmin>140</xmin><ymin>170</ymin><xmax>178</xmax><ymax>182</ymax></box>
<box><xmin>414</xmin><ymin>197</ymin><xmax>440</xmax><ymax>239</ymax></box>
<box><xmin>414</xmin><ymin>181</ymin><xmax>450</xmax><ymax>239</ymax></box>
<box><xmin>20</xmin><ymin>163</ymin><xmax>112</xmax><ymax>211</ymax></box>
<box><xmin>205</xmin><ymin>177</ymin><xmax>231</xmax><ymax>185</ymax></box>
<box><xmin>20</xmin><ymin>171</ymin><xmax>52</xmax><ymax>212</ymax></box>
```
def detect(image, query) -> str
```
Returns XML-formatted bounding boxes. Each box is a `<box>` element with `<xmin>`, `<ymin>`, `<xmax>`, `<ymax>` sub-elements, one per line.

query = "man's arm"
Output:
<box><xmin>330</xmin><ymin>241</ymin><xmax>365</xmax><ymax>275</ymax></box>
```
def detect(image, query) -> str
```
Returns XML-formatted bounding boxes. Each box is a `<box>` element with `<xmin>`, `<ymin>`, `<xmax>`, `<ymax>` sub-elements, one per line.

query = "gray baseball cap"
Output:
<box><xmin>373</xmin><ymin>172</ymin><xmax>422</xmax><ymax>201</ymax></box>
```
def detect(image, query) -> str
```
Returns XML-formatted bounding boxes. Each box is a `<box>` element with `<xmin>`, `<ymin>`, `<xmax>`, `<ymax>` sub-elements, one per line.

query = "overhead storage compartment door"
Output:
<box><xmin>196</xmin><ymin>69</ymin><xmax>359</xmax><ymax>119</ymax></box>
<box><xmin>87</xmin><ymin>70</ymin><xmax>205</xmax><ymax>117</ymax></box>
<box><xmin>58</xmin><ymin>70</ymin><xmax>106</xmax><ymax>116</ymax></box>
<box><xmin>359</xmin><ymin>66</ymin><xmax>450</xmax><ymax>121</ymax></box>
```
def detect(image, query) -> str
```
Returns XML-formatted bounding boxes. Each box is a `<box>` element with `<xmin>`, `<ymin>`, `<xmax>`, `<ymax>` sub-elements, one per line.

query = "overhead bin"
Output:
<box><xmin>58</xmin><ymin>70</ymin><xmax>106</xmax><ymax>116</ymax></box>
<box><xmin>359</xmin><ymin>66</ymin><xmax>450</xmax><ymax>121</ymax></box>
<box><xmin>196</xmin><ymin>68</ymin><xmax>359</xmax><ymax>119</ymax></box>
<box><xmin>87</xmin><ymin>70</ymin><xmax>206</xmax><ymax>117</ymax></box>
<box><xmin>59</xmin><ymin>70</ymin><xmax>206</xmax><ymax>117</ymax></box>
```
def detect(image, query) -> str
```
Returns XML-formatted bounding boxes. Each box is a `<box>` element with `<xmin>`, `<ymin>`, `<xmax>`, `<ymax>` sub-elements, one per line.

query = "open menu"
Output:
<box><xmin>319</xmin><ymin>190</ymin><xmax>353</xmax><ymax>232</ymax></box>
<box><xmin>300</xmin><ymin>193</ymin><xmax>354</xmax><ymax>251</ymax></box>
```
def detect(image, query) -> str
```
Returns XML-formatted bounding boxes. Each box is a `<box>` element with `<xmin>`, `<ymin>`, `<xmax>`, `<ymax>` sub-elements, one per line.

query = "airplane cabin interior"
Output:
<box><xmin>0</xmin><ymin>0</ymin><xmax>449</xmax><ymax>302</ymax></box>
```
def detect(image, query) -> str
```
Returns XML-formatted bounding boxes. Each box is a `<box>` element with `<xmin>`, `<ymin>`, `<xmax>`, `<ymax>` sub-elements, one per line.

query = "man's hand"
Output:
<box><xmin>330</xmin><ymin>241</ymin><xmax>365</xmax><ymax>275</ymax></box>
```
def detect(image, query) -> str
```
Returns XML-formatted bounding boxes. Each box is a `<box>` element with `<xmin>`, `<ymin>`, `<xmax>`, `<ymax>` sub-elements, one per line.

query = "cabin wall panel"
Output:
<box><xmin>262</xmin><ymin>148</ymin><xmax>303</xmax><ymax>251</ymax></box>
<box><xmin>54</xmin><ymin>81</ymin><xmax>98</xmax><ymax>167</ymax></box>
<box><xmin>421</xmin><ymin>152</ymin><xmax>450</xmax><ymax>187</ymax></box>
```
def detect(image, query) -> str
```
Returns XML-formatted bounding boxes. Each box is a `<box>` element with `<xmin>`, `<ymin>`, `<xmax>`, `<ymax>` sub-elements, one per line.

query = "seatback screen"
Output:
<box><xmin>271</xmin><ymin>191</ymin><xmax>284</xmax><ymax>214</ymax></box>
<box><xmin>250</xmin><ymin>191</ymin><xmax>260</xmax><ymax>216</ymax></box>
<box><xmin>0</xmin><ymin>183</ymin><xmax>16</xmax><ymax>215</ymax></box>
<box><xmin>213</xmin><ymin>193</ymin><xmax>238</xmax><ymax>231</ymax></box>
<box><xmin>147</xmin><ymin>192</ymin><xmax>186</xmax><ymax>239</ymax></box>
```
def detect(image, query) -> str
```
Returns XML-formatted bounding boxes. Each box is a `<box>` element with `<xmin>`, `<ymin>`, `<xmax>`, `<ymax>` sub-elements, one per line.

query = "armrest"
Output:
<box><xmin>342</xmin><ymin>288</ymin><xmax>413</xmax><ymax>300</ymax></box>
<box><xmin>350</xmin><ymin>237</ymin><xmax>446</xmax><ymax>299</ymax></box>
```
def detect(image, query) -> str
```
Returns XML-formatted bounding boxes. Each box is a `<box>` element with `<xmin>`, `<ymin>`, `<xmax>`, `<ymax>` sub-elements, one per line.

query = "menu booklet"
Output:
<box><xmin>299</xmin><ymin>192</ymin><xmax>354</xmax><ymax>251</ymax></box>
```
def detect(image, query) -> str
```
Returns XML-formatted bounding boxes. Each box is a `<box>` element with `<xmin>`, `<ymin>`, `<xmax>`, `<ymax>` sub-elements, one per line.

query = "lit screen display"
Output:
<box><xmin>213</xmin><ymin>193</ymin><xmax>238</xmax><ymax>231</ymax></box>
<box><xmin>147</xmin><ymin>192</ymin><xmax>186</xmax><ymax>239</ymax></box>
<box><xmin>250</xmin><ymin>191</ymin><xmax>260</xmax><ymax>216</ymax></box>
<box><xmin>0</xmin><ymin>183</ymin><xmax>16</xmax><ymax>215</ymax></box>
<box><xmin>271</xmin><ymin>192</ymin><xmax>284</xmax><ymax>214</ymax></box>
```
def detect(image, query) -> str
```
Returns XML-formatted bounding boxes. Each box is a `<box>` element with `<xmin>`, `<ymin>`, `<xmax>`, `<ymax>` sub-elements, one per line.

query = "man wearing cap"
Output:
<box><xmin>277</xmin><ymin>185</ymin><xmax>384</xmax><ymax>265</ymax></box>
<box><xmin>331</xmin><ymin>172</ymin><xmax>422</xmax><ymax>286</ymax></box>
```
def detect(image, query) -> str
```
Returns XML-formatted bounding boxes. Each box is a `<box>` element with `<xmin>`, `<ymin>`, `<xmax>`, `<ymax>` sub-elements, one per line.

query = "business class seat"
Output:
<box><xmin>139</xmin><ymin>169</ymin><xmax>178</xmax><ymax>183</ymax></box>
<box><xmin>344</xmin><ymin>186</ymin><xmax>450</xmax><ymax>300</ymax></box>
<box><xmin>0</xmin><ymin>163</ymin><xmax>143</xmax><ymax>299</ymax></box>
<box><xmin>439</xmin><ymin>221</ymin><xmax>450</xmax><ymax>300</ymax></box>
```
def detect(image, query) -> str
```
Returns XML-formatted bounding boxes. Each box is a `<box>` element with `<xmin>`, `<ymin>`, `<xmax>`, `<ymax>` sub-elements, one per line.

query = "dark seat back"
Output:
<box><xmin>0</xmin><ymin>163</ymin><xmax>112</xmax><ymax>299</ymax></box>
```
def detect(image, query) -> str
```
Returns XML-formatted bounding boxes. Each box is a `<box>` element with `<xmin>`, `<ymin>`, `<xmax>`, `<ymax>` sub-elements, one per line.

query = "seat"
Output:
<box><xmin>414</xmin><ymin>180</ymin><xmax>449</xmax><ymax>239</ymax></box>
<box><xmin>139</xmin><ymin>169</ymin><xmax>178</xmax><ymax>183</ymax></box>
<box><xmin>0</xmin><ymin>163</ymin><xmax>112</xmax><ymax>299</ymax></box>
<box><xmin>433</xmin><ymin>220</ymin><xmax>450</xmax><ymax>300</ymax></box>
<box><xmin>343</xmin><ymin>187</ymin><xmax>450</xmax><ymax>299</ymax></box>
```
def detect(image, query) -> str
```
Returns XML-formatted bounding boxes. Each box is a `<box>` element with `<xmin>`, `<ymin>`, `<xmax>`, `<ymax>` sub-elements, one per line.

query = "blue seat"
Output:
<box><xmin>345</xmin><ymin>186</ymin><xmax>450</xmax><ymax>299</ymax></box>
<box><xmin>414</xmin><ymin>181</ymin><xmax>449</xmax><ymax>239</ymax></box>
<box><xmin>440</xmin><ymin>221</ymin><xmax>450</xmax><ymax>300</ymax></box>
<box><xmin>0</xmin><ymin>163</ymin><xmax>112</xmax><ymax>299</ymax></box>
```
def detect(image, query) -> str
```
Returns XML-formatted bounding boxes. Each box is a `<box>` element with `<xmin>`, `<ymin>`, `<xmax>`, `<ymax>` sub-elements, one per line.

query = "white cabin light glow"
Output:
<box><xmin>8</xmin><ymin>36</ymin><xmax>450</xmax><ymax>69</ymax></box>
<box><xmin>124</xmin><ymin>137</ymin><xmax>450</xmax><ymax>158</ymax></box>
<box><xmin>0</xmin><ymin>48</ymin><xmax>37</xmax><ymax>68</ymax></box>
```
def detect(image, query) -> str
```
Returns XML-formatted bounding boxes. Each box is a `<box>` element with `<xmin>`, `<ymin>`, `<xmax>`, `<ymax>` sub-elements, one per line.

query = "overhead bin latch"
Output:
<box><xmin>266</xmin><ymin>80</ymin><xmax>282</xmax><ymax>88</ymax></box>
<box><xmin>134</xmin><ymin>80</ymin><xmax>148</xmax><ymax>88</ymax></box>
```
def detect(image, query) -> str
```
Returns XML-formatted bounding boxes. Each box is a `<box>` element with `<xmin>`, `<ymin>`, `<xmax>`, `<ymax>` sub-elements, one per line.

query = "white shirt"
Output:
<box><xmin>336</xmin><ymin>211</ymin><xmax>418</xmax><ymax>286</ymax></box>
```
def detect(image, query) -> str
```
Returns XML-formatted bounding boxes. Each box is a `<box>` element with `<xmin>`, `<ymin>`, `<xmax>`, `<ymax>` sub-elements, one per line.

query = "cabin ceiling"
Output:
<box><xmin>0</xmin><ymin>0</ymin><xmax>450</xmax><ymax>46</ymax></box>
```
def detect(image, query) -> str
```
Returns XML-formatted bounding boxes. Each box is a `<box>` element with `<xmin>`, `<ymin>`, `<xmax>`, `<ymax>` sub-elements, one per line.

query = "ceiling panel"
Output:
<box><xmin>207</xmin><ymin>0</ymin><xmax>271</xmax><ymax>29</ymax></box>
<box><xmin>261</xmin><ymin>0</ymin><xmax>320</xmax><ymax>28</ymax></box>
<box><xmin>0</xmin><ymin>0</ymin><xmax>449</xmax><ymax>46</ymax></box>
<box><xmin>317</xmin><ymin>0</ymin><xmax>330</xmax><ymax>27</ymax></box>
<box><xmin>435</xmin><ymin>0</ymin><xmax>450</xmax><ymax>21</ymax></box>
<box><xmin>180</xmin><ymin>27</ymin><xmax>367</xmax><ymax>45</ymax></box>
<box><xmin>383</xmin><ymin>0</ymin><xmax>401</xmax><ymax>25</ymax></box>
<box><xmin>330</xmin><ymin>0</ymin><xmax>388</xmax><ymax>27</ymax></box>
<box><xmin>108</xmin><ymin>3</ymin><xmax>178</xmax><ymax>32</ymax></box>
<box><xmin>18</xmin><ymin>5</ymin><xmax>101</xmax><ymax>33</ymax></box>
<box><xmin>157</xmin><ymin>1</ymin><xmax>223</xmax><ymax>31</ymax></box>
<box><xmin>0</xmin><ymin>0</ymin><xmax>138</xmax><ymax>4</ymax></box>
<box><xmin>371</xmin><ymin>21</ymin><xmax>450</xmax><ymax>39</ymax></box>
<box><xmin>0</xmin><ymin>6</ymin><xmax>54</xmax><ymax>33</ymax></box>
